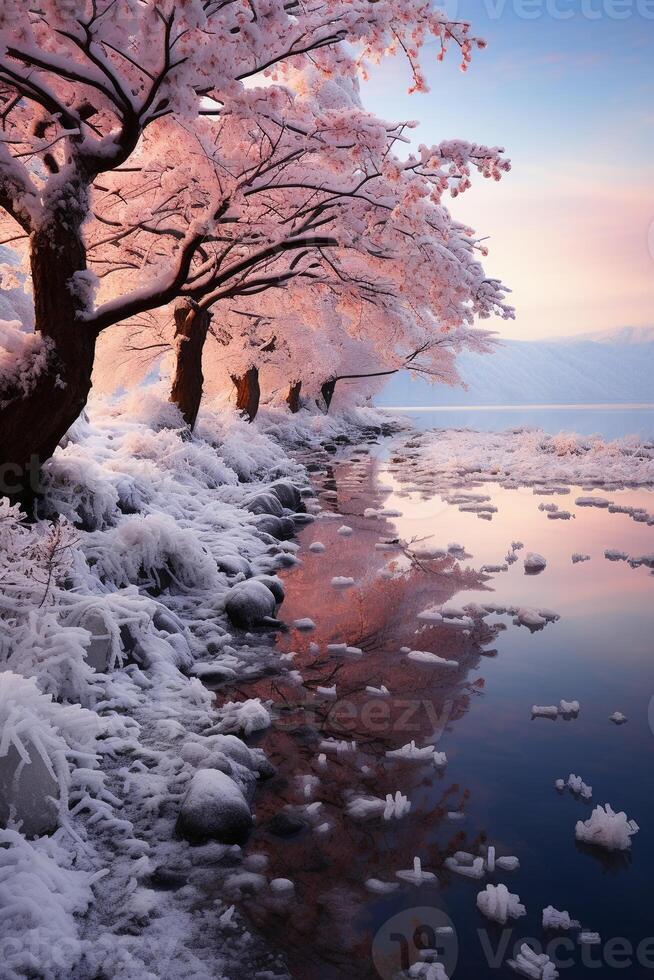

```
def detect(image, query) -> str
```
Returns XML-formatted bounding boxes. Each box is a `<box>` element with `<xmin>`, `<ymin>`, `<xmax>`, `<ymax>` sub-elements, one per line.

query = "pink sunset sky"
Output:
<box><xmin>363</xmin><ymin>2</ymin><xmax>654</xmax><ymax>340</ymax></box>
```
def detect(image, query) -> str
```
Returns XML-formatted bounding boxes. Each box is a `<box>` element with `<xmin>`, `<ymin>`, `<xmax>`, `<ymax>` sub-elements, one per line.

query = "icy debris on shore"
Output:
<box><xmin>610</xmin><ymin>711</ymin><xmax>628</xmax><ymax>725</ymax></box>
<box><xmin>578</xmin><ymin>932</ymin><xmax>601</xmax><ymax>945</ymax></box>
<box><xmin>213</xmin><ymin>698</ymin><xmax>271</xmax><ymax>736</ymax></box>
<box><xmin>555</xmin><ymin>774</ymin><xmax>592</xmax><ymax>800</ymax></box>
<box><xmin>572</xmin><ymin>553</ymin><xmax>591</xmax><ymax>563</ymax></box>
<box><xmin>524</xmin><ymin>553</ymin><xmax>547</xmax><ymax>574</ymax></box>
<box><xmin>386</xmin><ymin>741</ymin><xmax>447</xmax><ymax>767</ymax></box>
<box><xmin>543</xmin><ymin>906</ymin><xmax>580</xmax><ymax>931</ymax></box>
<box><xmin>317</xmin><ymin>685</ymin><xmax>337</xmax><ymax>699</ymax></box>
<box><xmin>309</xmin><ymin>541</ymin><xmax>326</xmax><ymax>553</ymax></box>
<box><xmin>337</xmin><ymin>525</ymin><xmax>353</xmax><ymax>536</ymax></box>
<box><xmin>559</xmin><ymin>699</ymin><xmax>580</xmax><ymax>717</ymax></box>
<box><xmin>366</xmin><ymin>685</ymin><xmax>390</xmax><ymax>698</ymax></box>
<box><xmin>408</xmin><ymin>650</ymin><xmax>459</xmax><ymax>668</ymax></box>
<box><xmin>396</xmin><ymin>857</ymin><xmax>437</xmax><ymax>886</ymax></box>
<box><xmin>575</xmin><ymin>804</ymin><xmax>639</xmax><ymax>850</ymax></box>
<box><xmin>481</xmin><ymin>563</ymin><xmax>509</xmax><ymax>573</ymax></box>
<box><xmin>346</xmin><ymin>791</ymin><xmax>411</xmax><ymax>821</ymax></box>
<box><xmin>477</xmin><ymin>884</ymin><xmax>526</xmax><ymax>924</ymax></box>
<box><xmin>507</xmin><ymin>943</ymin><xmax>559</xmax><ymax>979</ymax></box>
<box><xmin>331</xmin><ymin>576</ymin><xmax>355</xmax><ymax>588</ymax></box>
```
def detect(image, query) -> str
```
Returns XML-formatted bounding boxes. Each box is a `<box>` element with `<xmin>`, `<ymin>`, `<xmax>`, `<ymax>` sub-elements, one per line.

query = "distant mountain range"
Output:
<box><xmin>377</xmin><ymin>326</ymin><xmax>654</xmax><ymax>407</ymax></box>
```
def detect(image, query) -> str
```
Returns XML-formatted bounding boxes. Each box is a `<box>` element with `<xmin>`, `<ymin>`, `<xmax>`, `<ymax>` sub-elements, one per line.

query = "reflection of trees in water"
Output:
<box><xmin>223</xmin><ymin>450</ymin><xmax>501</xmax><ymax>979</ymax></box>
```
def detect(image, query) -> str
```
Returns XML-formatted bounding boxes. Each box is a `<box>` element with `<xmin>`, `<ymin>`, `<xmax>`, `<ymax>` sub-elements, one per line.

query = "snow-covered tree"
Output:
<box><xmin>0</xmin><ymin>1</ymin><xmax>504</xmax><ymax>483</ymax></box>
<box><xmin>92</xmin><ymin>66</ymin><xmax>512</xmax><ymax>423</ymax></box>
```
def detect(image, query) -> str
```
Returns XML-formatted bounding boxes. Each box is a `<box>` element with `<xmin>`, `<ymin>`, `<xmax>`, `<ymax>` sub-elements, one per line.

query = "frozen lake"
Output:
<box><xmin>227</xmin><ymin>432</ymin><xmax>654</xmax><ymax>980</ymax></box>
<box><xmin>386</xmin><ymin>404</ymin><xmax>654</xmax><ymax>441</ymax></box>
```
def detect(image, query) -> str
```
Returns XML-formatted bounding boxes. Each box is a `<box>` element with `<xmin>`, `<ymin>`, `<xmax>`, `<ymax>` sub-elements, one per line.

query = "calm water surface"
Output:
<box><xmin>230</xmin><ymin>435</ymin><xmax>654</xmax><ymax>980</ymax></box>
<box><xmin>390</xmin><ymin>405</ymin><xmax>654</xmax><ymax>441</ymax></box>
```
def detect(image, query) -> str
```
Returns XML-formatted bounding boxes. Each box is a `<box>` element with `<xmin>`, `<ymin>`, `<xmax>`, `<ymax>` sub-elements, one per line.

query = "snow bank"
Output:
<box><xmin>0</xmin><ymin>390</ymin><xmax>395</xmax><ymax>976</ymax></box>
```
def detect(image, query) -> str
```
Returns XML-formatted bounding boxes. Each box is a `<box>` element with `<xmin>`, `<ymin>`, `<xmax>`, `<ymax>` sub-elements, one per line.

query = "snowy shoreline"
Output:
<box><xmin>0</xmin><ymin>393</ymin><xmax>399</xmax><ymax>979</ymax></box>
<box><xmin>1</xmin><ymin>409</ymin><xmax>652</xmax><ymax>978</ymax></box>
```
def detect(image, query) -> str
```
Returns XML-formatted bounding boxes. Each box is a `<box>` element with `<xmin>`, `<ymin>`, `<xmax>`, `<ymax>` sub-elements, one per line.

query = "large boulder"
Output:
<box><xmin>244</xmin><ymin>492</ymin><xmax>284</xmax><ymax>517</ymax></box>
<box><xmin>224</xmin><ymin>580</ymin><xmax>277</xmax><ymax>628</ymax></box>
<box><xmin>216</xmin><ymin>554</ymin><xmax>252</xmax><ymax>578</ymax></box>
<box><xmin>268</xmin><ymin>480</ymin><xmax>304</xmax><ymax>512</ymax></box>
<box><xmin>252</xmin><ymin>514</ymin><xmax>296</xmax><ymax>540</ymax></box>
<box><xmin>176</xmin><ymin>769</ymin><xmax>252</xmax><ymax>845</ymax></box>
<box><xmin>254</xmin><ymin>574</ymin><xmax>285</xmax><ymax>605</ymax></box>
<box><xmin>0</xmin><ymin>744</ymin><xmax>59</xmax><ymax>838</ymax></box>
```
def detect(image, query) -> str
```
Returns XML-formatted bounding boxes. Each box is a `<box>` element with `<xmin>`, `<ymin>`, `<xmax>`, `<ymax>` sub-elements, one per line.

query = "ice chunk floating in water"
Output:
<box><xmin>575</xmin><ymin>804</ymin><xmax>639</xmax><ymax>851</ymax></box>
<box><xmin>477</xmin><ymin>884</ymin><xmax>526</xmax><ymax>924</ymax></box>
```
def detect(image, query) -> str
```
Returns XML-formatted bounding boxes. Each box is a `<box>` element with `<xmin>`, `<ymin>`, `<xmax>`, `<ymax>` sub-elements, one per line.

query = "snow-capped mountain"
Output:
<box><xmin>377</xmin><ymin>327</ymin><xmax>654</xmax><ymax>407</ymax></box>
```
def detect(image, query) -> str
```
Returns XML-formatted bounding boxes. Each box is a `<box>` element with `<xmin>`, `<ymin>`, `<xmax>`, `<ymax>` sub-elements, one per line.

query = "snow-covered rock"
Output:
<box><xmin>176</xmin><ymin>769</ymin><xmax>252</xmax><ymax>845</ymax></box>
<box><xmin>224</xmin><ymin>580</ymin><xmax>278</xmax><ymax>628</ymax></box>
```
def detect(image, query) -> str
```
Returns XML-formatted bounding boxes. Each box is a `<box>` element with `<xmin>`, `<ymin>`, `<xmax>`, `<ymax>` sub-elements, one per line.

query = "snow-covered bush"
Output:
<box><xmin>0</xmin><ymin>672</ymin><xmax>99</xmax><ymax>832</ymax></box>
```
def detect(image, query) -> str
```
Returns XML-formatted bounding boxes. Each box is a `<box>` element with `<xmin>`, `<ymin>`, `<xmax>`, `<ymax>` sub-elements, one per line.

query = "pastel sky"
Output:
<box><xmin>361</xmin><ymin>1</ymin><xmax>654</xmax><ymax>339</ymax></box>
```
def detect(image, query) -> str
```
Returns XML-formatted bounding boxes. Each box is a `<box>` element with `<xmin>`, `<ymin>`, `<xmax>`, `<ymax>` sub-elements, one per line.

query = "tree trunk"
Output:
<box><xmin>0</xmin><ymin>219</ymin><xmax>94</xmax><ymax>504</ymax></box>
<box><xmin>169</xmin><ymin>301</ymin><xmax>211</xmax><ymax>430</ymax></box>
<box><xmin>231</xmin><ymin>367</ymin><xmax>260</xmax><ymax>422</ymax></box>
<box><xmin>286</xmin><ymin>380</ymin><xmax>302</xmax><ymax>414</ymax></box>
<box><xmin>319</xmin><ymin>378</ymin><xmax>337</xmax><ymax>413</ymax></box>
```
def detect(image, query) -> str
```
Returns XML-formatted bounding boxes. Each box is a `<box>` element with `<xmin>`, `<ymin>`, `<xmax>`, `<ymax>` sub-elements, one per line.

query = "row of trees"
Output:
<box><xmin>0</xmin><ymin>0</ymin><xmax>513</xmax><ymax>488</ymax></box>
